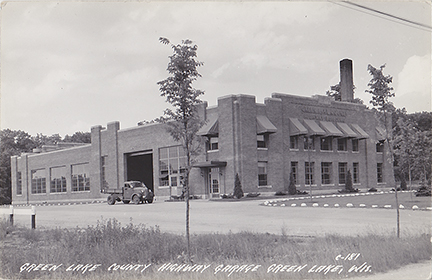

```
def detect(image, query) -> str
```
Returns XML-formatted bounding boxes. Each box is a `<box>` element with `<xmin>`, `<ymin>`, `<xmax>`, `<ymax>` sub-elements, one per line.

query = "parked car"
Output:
<box><xmin>104</xmin><ymin>181</ymin><xmax>154</xmax><ymax>205</ymax></box>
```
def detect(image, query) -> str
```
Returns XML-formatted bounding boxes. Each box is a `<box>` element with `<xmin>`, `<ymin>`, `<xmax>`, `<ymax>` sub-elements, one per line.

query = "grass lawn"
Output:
<box><xmin>262</xmin><ymin>191</ymin><xmax>432</xmax><ymax>210</ymax></box>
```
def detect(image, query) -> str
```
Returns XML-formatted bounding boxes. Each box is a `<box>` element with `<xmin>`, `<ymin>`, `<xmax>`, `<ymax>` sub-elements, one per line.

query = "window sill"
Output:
<box><xmin>337</xmin><ymin>150</ymin><xmax>348</xmax><ymax>153</ymax></box>
<box><xmin>71</xmin><ymin>190</ymin><xmax>91</xmax><ymax>193</ymax></box>
<box><xmin>321</xmin><ymin>184</ymin><xmax>335</xmax><ymax>187</ymax></box>
<box><xmin>257</xmin><ymin>185</ymin><xmax>272</xmax><ymax>189</ymax></box>
<box><xmin>158</xmin><ymin>186</ymin><xmax>170</xmax><ymax>189</ymax></box>
<box><xmin>320</xmin><ymin>150</ymin><xmax>334</xmax><ymax>152</ymax></box>
<box><xmin>207</xmin><ymin>150</ymin><xmax>219</xmax><ymax>153</ymax></box>
<box><xmin>257</xmin><ymin>148</ymin><xmax>268</xmax><ymax>151</ymax></box>
<box><xmin>49</xmin><ymin>192</ymin><xmax>68</xmax><ymax>194</ymax></box>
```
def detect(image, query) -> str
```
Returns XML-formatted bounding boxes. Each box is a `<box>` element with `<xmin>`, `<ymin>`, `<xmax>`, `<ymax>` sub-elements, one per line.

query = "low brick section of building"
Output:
<box><xmin>10</xmin><ymin>59</ymin><xmax>394</xmax><ymax>204</ymax></box>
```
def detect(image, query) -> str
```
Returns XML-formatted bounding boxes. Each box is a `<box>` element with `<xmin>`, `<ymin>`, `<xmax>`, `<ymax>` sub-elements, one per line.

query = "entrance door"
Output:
<box><xmin>126</xmin><ymin>151</ymin><xmax>154</xmax><ymax>191</ymax></box>
<box><xmin>208</xmin><ymin>168</ymin><xmax>220</xmax><ymax>198</ymax></box>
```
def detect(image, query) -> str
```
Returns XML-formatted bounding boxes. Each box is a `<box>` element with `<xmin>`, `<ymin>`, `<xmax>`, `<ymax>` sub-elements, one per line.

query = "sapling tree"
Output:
<box><xmin>233</xmin><ymin>173</ymin><xmax>244</xmax><ymax>199</ymax></box>
<box><xmin>288</xmin><ymin>171</ymin><xmax>297</xmax><ymax>195</ymax></box>
<box><xmin>366</xmin><ymin>63</ymin><xmax>400</xmax><ymax>237</ymax></box>
<box><xmin>157</xmin><ymin>37</ymin><xmax>204</xmax><ymax>262</ymax></box>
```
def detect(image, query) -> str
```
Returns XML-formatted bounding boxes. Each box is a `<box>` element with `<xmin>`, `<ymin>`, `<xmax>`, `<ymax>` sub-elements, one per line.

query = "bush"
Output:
<box><xmin>340</xmin><ymin>170</ymin><xmax>358</xmax><ymax>193</ymax></box>
<box><xmin>400</xmin><ymin>177</ymin><xmax>407</xmax><ymax>190</ymax></box>
<box><xmin>233</xmin><ymin>173</ymin><xmax>244</xmax><ymax>199</ymax></box>
<box><xmin>288</xmin><ymin>171</ymin><xmax>297</xmax><ymax>195</ymax></box>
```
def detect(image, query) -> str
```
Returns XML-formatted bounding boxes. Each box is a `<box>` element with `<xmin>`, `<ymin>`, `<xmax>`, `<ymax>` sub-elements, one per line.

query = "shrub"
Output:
<box><xmin>340</xmin><ymin>170</ymin><xmax>358</xmax><ymax>193</ymax></box>
<box><xmin>400</xmin><ymin>176</ymin><xmax>407</xmax><ymax>190</ymax></box>
<box><xmin>233</xmin><ymin>173</ymin><xmax>244</xmax><ymax>199</ymax></box>
<box><xmin>288</xmin><ymin>171</ymin><xmax>297</xmax><ymax>195</ymax></box>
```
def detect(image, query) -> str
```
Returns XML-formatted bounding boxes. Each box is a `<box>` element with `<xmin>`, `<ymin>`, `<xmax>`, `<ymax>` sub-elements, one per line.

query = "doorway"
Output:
<box><xmin>125</xmin><ymin>150</ymin><xmax>154</xmax><ymax>191</ymax></box>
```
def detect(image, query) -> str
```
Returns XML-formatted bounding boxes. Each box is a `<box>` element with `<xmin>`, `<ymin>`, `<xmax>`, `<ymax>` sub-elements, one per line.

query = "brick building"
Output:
<box><xmin>10</xmin><ymin>59</ymin><xmax>395</xmax><ymax>204</ymax></box>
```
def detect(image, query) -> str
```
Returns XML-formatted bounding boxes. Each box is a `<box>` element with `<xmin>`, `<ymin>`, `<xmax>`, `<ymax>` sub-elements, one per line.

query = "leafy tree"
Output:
<box><xmin>366</xmin><ymin>63</ymin><xmax>400</xmax><ymax>237</ymax></box>
<box><xmin>233</xmin><ymin>173</ymin><xmax>244</xmax><ymax>199</ymax></box>
<box><xmin>63</xmin><ymin>132</ymin><xmax>91</xmax><ymax>143</ymax></box>
<box><xmin>0</xmin><ymin>129</ymin><xmax>37</xmax><ymax>204</ymax></box>
<box><xmin>344</xmin><ymin>170</ymin><xmax>354</xmax><ymax>192</ymax></box>
<box><xmin>326</xmin><ymin>82</ymin><xmax>363</xmax><ymax>104</ymax></box>
<box><xmin>157</xmin><ymin>37</ymin><xmax>204</xmax><ymax>262</ymax></box>
<box><xmin>288</xmin><ymin>171</ymin><xmax>297</xmax><ymax>195</ymax></box>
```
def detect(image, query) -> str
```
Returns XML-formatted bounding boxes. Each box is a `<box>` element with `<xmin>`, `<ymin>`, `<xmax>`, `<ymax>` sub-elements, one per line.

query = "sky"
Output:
<box><xmin>1</xmin><ymin>1</ymin><xmax>431</xmax><ymax>137</ymax></box>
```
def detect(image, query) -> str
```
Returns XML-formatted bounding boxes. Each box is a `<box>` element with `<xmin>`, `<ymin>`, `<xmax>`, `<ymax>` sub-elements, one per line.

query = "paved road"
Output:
<box><xmin>10</xmin><ymin>198</ymin><xmax>431</xmax><ymax>237</ymax></box>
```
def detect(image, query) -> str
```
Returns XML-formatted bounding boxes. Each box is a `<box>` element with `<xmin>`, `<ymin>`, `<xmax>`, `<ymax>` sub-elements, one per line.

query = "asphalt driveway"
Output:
<box><xmin>9</xmin><ymin>198</ymin><xmax>431</xmax><ymax>237</ymax></box>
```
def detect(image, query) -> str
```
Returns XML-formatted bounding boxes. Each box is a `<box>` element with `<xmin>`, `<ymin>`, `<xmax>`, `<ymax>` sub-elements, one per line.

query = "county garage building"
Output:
<box><xmin>10</xmin><ymin>59</ymin><xmax>394</xmax><ymax>204</ymax></box>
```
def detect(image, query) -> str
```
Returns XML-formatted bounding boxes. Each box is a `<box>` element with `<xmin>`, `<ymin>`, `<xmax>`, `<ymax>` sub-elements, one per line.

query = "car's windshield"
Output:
<box><xmin>130</xmin><ymin>182</ymin><xmax>144</xmax><ymax>188</ymax></box>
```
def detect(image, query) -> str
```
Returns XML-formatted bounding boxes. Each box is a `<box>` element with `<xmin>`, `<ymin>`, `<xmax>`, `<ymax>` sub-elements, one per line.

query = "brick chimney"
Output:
<box><xmin>340</xmin><ymin>59</ymin><xmax>354</xmax><ymax>102</ymax></box>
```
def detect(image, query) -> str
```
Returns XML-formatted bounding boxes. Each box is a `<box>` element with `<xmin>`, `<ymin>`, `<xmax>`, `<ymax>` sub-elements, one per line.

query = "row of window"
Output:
<box><xmin>16</xmin><ymin>163</ymin><xmax>90</xmax><ymax>195</ymax></box>
<box><xmin>290</xmin><ymin>161</ymin><xmax>384</xmax><ymax>185</ymax></box>
<box><xmin>207</xmin><ymin>136</ymin><xmax>364</xmax><ymax>152</ymax></box>
<box><xmin>292</xmin><ymin>162</ymin><xmax>360</xmax><ymax>185</ymax></box>
<box><xmin>290</xmin><ymin>136</ymin><xmax>360</xmax><ymax>152</ymax></box>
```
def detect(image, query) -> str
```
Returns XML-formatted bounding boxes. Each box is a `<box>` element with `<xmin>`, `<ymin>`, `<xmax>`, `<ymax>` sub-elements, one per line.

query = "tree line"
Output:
<box><xmin>0</xmin><ymin>130</ymin><xmax>91</xmax><ymax>204</ymax></box>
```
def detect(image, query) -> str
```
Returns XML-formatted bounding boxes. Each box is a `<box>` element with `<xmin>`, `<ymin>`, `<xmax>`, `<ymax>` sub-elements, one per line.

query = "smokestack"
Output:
<box><xmin>340</xmin><ymin>59</ymin><xmax>354</xmax><ymax>101</ymax></box>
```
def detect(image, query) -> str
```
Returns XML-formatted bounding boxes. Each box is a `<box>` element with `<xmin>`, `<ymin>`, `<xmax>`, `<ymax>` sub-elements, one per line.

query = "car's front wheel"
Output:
<box><xmin>107</xmin><ymin>195</ymin><xmax>116</xmax><ymax>205</ymax></box>
<box><xmin>132</xmin><ymin>195</ymin><xmax>140</xmax><ymax>205</ymax></box>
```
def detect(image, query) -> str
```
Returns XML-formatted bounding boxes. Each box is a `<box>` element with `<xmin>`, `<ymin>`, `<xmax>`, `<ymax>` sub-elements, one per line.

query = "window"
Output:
<box><xmin>377</xmin><ymin>163</ymin><xmax>383</xmax><ymax>183</ymax></box>
<box><xmin>352</xmin><ymin>139</ymin><xmax>359</xmax><ymax>152</ymax></box>
<box><xmin>101</xmin><ymin>156</ymin><xmax>108</xmax><ymax>189</ymax></box>
<box><xmin>320</xmin><ymin>137</ymin><xmax>333</xmax><ymax>151</ymax></box>
<box><xmin>71</xmin><ymin>163</ymin><xmax>90</xmax><ymax>192</ymax></box>
<box><xmin>353</xmin><ymin>162</ymin><xmax>359</xmax><ymax>184</ymax></box>
<box><xmin>159</xmin><ymin>146</ymin><xmax>187</xmax><ymax>187</ymax></box>
<box><xmin>208</xmin><ymin>137</ymin><xmax>219</xmax><ymax>151</ymax></box>
<box><xmin>291</xmin><ymin>162</ymin><xmax>298</xmax><ymax>184</ymax></box>
<box><xmin>258</xmin><ymin>162</ymin><xmax>268</xmax><ymax>186</ymax></box>
<box><xmin>31</xmin><ymin>169</ymin><xmax>46</xmax><ymax>194</ymax></box>
<box><xmin>290</xmin><ymin>136</ymin><xmax>298</xmax><ymax>149</ymax></box>
<box><xmin>17</xmin><ymin>172</ymin><xmax>22</xmax><ymax>195</ymax></box>
<box><xmin>50</xmin><ymin>166</ymin><xmax>67</xmax><ymax>193</ymax></box>
<box><xmin>337</xmin><ymin>138</ymin><xmax>347</xmax><ymax>151</ymax></box>
<box><xmin>305</xmin><ymin>162</ymin><xmax>315</xmax><ymax>185</ymax></box>
<box><xmin>321</xmin><ymin>162</ymin><xmax>332</xmax><ymax>184</ymax></box>
<box><xmin>376</xmin><ymin>142</ymin><xmax>384</xmax><ymax>153</ymax></box>
<box><xmin>257</xmin><ymin>135</ymin><xmax>267</xmax><ymax>148</ymax></box>
<box><xmin>303</xmin><ymin>136</ymin><xmax>315</xmax><ymax>150</ymax></box>
<box><xmin>338</xmin><ymin>162</ymin><xmax>348</xmax><ymax>185</ymax></box>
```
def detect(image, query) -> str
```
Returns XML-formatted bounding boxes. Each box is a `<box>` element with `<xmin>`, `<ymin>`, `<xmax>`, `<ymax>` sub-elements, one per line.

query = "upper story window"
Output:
<box><xmin>320</xmin><ymin>137</ymin><xmax>333</xmax><ymax>151</ymax></box>
<box><xmin>376</xmin><ymin>142</ymin><xmax>384</xmax><ymax>153</ymax></box>
<box><xmin>207</xmin><ymin>137</ymin><xmax>219</xmax><ymax>151</ymax></box>
<box><xmin>290</xmin><ymin>136</ymin><xmax>298</xmax><ymax>149</ymax></box>
<box><xmin>303</xmin><ymin>136</ymin><xmax>315</xmax><ymax>151</ymax></box>
<box><xmin>257</xmin><ymin>135</ymin><xmax>267</xmax><ymax>148</ymax></box>
<box><xmin>352</xmin><ymin>139</ymin><xmax>359</xmax><ymax>152</ymax></box>
<box><xmin>337</xmin><ymin>138</ymin><xmax>347</xmax><ymax>151</ymax></box>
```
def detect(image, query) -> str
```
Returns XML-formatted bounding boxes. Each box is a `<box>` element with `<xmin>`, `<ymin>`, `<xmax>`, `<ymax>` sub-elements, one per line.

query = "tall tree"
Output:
<box><xmin>157</xmin><ymin>37</ymin><xmax>204</xmax><ymax>262</ymax></box>
<box><xmin>326</xmin><ymin>82</ymin><xmax>363</xmax><ymax>104</ymax></box>
<box><xmin>366</xmin><ymin>63</ymin><xmax>400</xmax><ymax>237</ymax></box>
<box><xmin>0</xmin><ymin>129</ymin><xmax>37</xmax><ymax>204</ymax></box>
